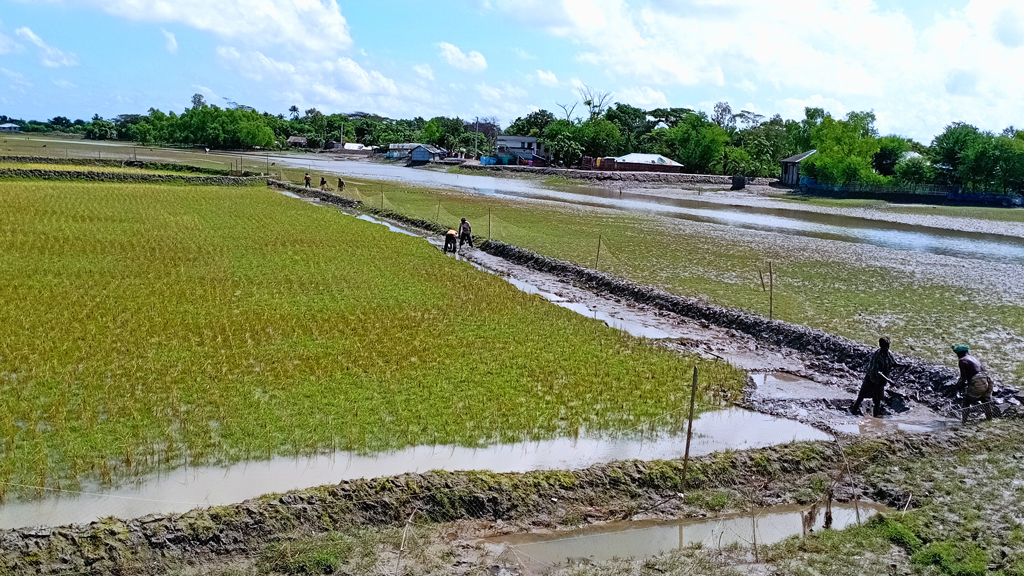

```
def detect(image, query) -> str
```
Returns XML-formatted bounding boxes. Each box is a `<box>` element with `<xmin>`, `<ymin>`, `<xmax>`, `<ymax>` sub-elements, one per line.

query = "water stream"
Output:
<box><xmin>0</xmin><ymin>409</ymin><xmax>829</xmax><ymax>529</ymax></box>
<box><xmin>486</xmin><ymin>502</ymin><xmax>888</xmax><ymax>572</ymax></box>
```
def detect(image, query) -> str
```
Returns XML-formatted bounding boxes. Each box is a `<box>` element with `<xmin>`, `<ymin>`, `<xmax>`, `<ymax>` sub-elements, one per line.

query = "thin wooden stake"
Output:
<box><xmin>759</xmin><ymin>269</ymin><xmax>766</xmax><ymax>291</ymax></box>
<box><xmin>394</xmin><ymin>508</ymin><xmax>417</xmax><ymax>576</ymax></box>
<box><xmin>751</xmin><ymin>511</ymin><xmax>759</xmax><ymax>562</ymax></box>
<box><xmin>681</xmin><ymin>366</ymin><xmax>699</xmax><ymax>491</ymax></box>
<box><xmin>488</xmin><ymin>208</ymin><xmax>492</xmax><ymax>240</ymax></box>
<box><xmin>435</xmin><ymin>199</ymin><xmax>441</xmax><ymax>222</ymax></box>
<box><xmin>769</xmin><ymin>261</ymin><xmax>774</xmax><ymax>320</ymax></box>
<box><xmin>595</xmin><ymin>233</ymin><xmax>602</xmax><ymax>270</ymax></box>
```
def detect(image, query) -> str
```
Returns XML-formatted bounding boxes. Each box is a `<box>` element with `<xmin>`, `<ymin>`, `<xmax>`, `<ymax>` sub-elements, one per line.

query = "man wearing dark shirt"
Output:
<box><xmin>851</xmin><ymin>337</ymin><xmax>905</xmax><ymax>417</ymax></box>
<box><xmin>953</xmin><ymin>345</ymin><xmax>993</xmax><ymax>422</ymax></box>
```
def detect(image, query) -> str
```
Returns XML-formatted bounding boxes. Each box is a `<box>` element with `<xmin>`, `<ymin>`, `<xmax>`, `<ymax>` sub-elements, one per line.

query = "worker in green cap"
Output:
<box><xmin>953</xmin><ymin>345</ymin><xmax>994</xmax><ymax>422</ymax></box>
<box><xmin>851</xmin><ymin>336</ymin><xmax>907</xmax><ymax>417</ymax></box>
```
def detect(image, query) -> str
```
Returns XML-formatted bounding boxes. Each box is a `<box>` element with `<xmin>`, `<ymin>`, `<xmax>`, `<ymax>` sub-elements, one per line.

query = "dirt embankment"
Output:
<box><xmin>457</xmin><ymin>164</ymin><xmax>775</xmax><ymax>186</ymax></box>
<box><xmin>0</xmin><ymin>169</ymin><xmax>266</xmax><ymax>186</ymax></box>
<box><xmin>0</xmin><ymin>434</ymin><xmax>926</xmax><ymax>575</ymax></box>
<box><xmin>0</xmin><ymin>155</ymin><xmax>230</xmax><ymax>175</ymax></box>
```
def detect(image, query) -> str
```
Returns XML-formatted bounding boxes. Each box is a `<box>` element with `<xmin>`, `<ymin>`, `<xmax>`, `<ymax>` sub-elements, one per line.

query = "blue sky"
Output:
<box><xmin>1</xmin><ymin>0</ymin><xmax>1022</xmax><ymax>142</ymax></box>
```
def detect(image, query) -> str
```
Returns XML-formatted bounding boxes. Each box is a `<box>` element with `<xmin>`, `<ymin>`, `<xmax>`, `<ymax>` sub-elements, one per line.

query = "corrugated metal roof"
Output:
<box><xmin>781</xmin><ymin>150</ymin><xmax>816</xmax><ymax>163</ymax></box>
<box><xmin>0</xmin><ymin>123</ymin><xmax>20</xmax><ymax>128</ymax></box>
<box><xmin>614</xmin><ymin>153</ymin><xmax>682</xmax><ymax>166</ymax></box>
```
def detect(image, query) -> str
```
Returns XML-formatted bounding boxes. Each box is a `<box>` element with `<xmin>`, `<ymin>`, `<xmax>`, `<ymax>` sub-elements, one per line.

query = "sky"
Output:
<box><xmin>0</xmin><ymin>0</ymin><xmax>1022</xmax><ymax>142</ymax></box>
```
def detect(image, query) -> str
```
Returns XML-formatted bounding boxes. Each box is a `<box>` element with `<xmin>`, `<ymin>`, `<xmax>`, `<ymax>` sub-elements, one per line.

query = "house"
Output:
<box><xmin>387</xmin><ymin>143</ymin><xmax>443</xmax><ymax>162</ymax></box>
<box><xmin>496</xmin><ymin>135</ymin><xmax>548</xmax><ymax>163</ymax></box>
<box><xmin>287</xmin><ymin>136</ymin><xmax>308</xmax><ymax>147</ymax></box>
<box><xmin>614</xmin><ymin>153</ymin><xmax>681</xmax><ymax>166</ymax></box>
<box><xmin>780</xmin><ymin>150</ymin><xmax>816</xmax><ymax>186</ymax></box>
<box><xmin>343</xmin><ymin>143</ymin><xmax>367</xmax><ymax>152</ymax></box>
<box><xmin>0</xmin><ymin>123</ymin><xmax>20</xmax><ymax>133</ymax></box>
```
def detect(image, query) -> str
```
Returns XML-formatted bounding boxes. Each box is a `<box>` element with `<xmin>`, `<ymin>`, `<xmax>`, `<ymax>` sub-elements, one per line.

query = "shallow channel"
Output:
<box><xmin>0</xmin><ymin>409</ymin><xmax>830</xmax><ymax>529</ymax></box>
<box><xmin>486</xmin><ymin>502</ymin><xmax>887</xmax><ymax>573</ymax></box>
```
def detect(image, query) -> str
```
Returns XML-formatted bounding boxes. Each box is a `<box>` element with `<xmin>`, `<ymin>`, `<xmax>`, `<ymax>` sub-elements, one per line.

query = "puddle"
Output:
<box><xmin>833</xmin><ymin>417</ymin><xmax>956</xmax><ymax>435</ymax></box>
<box><xmin>0</xmin><ymin>409</ymin><xmax>829</xmax><ymax>529</ymax></box>
<box><xmin>355</xmin><ymin>214</ymin><xmax>419</xmax><ymax>236</ymax></box>
<box><xmin>487</xmin><ymin>502</ymin><xmax>887</xmax><ymax>573</ymax></box>
<box><xmin>750</xmin><ymin>373</ymin><xmax>851</xmax><ymax>400</ymax></box>
<box><xmin>477</xmin><ymin>264</ymin><xmax>675</xmax><ymax>339</ymax></box>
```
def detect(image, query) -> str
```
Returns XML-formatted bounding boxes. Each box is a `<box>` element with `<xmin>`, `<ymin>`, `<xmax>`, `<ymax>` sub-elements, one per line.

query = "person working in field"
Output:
<box><xmin>304</xmin><ymin>173</ymin><xmax>311</xmax><ymax>188</ymax></box>
<box><xmin>953</xmin><ymin>345</ymin><xmax>994</xmax><ymax>422</ymax></box>
<box><xmin>319</xmin><ymin>176</ymin><xmax>328</xmax><ymax>191</ymax></box>
<box><xmin>338</xmin><ymin>177</ymin><xmax>345</xmax><ymax>191</ymax></box>
<box><xmin>850</xmin><ymin>337</ymin><xmax>906</xmax><ymax>417</ymax></box>
<box><xmin>458</xmin><ymin>218</ymin><xmax>473</xmax><ymax>250</ymax></box>
<box><xmin>443</xmin><ymin>229</ymin><xmax>458</xmax><ymax>254</ymax></box>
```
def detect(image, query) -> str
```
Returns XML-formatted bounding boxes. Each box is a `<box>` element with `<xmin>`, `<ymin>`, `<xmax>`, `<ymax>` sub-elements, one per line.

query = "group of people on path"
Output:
<box><xmin>853</xmin><ymin>337</ymin><xmax>994</xmax><ymax>422</ymax></box>
<box><xmin>303</xmin><ymin>173</ymin><xmax>345</xmax><ymax>191</ymax></box>
<box><xmin>443</xmin><ymin>218</ymin><xmax>473</xmax><ymax>254</ymax></box>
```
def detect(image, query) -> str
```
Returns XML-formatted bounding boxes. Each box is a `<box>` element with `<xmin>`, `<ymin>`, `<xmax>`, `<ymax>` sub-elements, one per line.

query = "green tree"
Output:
<box><xmin>575</xmin><ymin>119</ymin><xmax>622</xmax><ymax>158</ymax></box>
<box><xmin>547</xmin><ymin>133</ymin><xmax>584</xmax><ymax>167</ymax></box>
<box><xmin>505</xmin><ymin>110</ymin><xmax>556</xmax><ymax>137</ymax></box>
<box><xmin>873</xmin><ymin>136</ymin><xmax>911</xmax><ymax>177</ymax></box>
<box><xmin>605</xmin><ymin>103</ymin><xmax>655</xmax><ymax>155</ymax></box>
<box><xmin>894</xmin><ymin>156</ymin><xmax>934</xmax><ymax>189</ymax></box>
<box><xmin>930</xmin><ymin>122</ymin><xmax>986</xmax><ymax>188</ymax></box>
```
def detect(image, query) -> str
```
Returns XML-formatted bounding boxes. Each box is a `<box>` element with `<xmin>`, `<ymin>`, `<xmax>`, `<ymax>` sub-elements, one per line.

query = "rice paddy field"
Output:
<box><xmin>0</xmin><ymin>179</ymin><xmax>744</xmax><ymax>497</ymax></box>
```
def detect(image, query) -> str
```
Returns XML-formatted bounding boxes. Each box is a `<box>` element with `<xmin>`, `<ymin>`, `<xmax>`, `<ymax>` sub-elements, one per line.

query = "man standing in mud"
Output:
<box><xmin>851</xmin><ymin>337</ymin><xmax>905</xmax><ymax>417</ymax></box>
<box><xmin>953</xmin><ymin>345</ymin><xmax>994</xmax><ymax>422</ymax></box>
<box><xmin>304</xmin><ymin>172</ymin><xmax>311</xmax><ymax>188</ymax></box>
<box><xmin>458</xmin><ymin>218</ymin><xmax>473</xmax><ymax>250</ymax></box>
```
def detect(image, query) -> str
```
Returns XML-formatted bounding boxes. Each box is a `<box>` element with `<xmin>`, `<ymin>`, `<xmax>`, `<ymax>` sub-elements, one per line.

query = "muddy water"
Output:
<box><xmin>277</xmin><ymin>157</ymin><xmax>1024</xmax><ymax>264</ymax></box>
<box><xmin>0</xmin><ymin>409</ymin><xmax>829</xmax><ymax>529</ymax></box>
<box><xmin>487</xmin><ymin>502</ymin><xmax>887</xmax><ymax>573</ymax></box>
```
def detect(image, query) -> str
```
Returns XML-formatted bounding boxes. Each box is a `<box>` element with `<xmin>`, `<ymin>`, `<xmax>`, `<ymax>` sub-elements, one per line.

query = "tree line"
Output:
<box><xmin>5</xmin><ymin>88</ymin><xmax>1024</xmax><ymax>193</ymax></box>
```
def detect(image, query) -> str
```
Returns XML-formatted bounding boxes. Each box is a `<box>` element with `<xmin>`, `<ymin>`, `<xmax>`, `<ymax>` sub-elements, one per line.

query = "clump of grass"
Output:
<box><xmin>0</xmin><ymin>162</ymin><xmax>184</xmax><ymax>175</ymax></box>
<box><xmin>912</xmin><ymin>541</ymin><xmax>988</xmax><ymax>576</ymax></box>
<box><xmin>0</xmin><ymin>180</ymin><xmax>744</xmax><ymax>494</ymax></box>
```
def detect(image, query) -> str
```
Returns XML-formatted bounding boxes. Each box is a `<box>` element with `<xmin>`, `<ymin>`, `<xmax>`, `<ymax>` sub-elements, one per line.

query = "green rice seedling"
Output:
<box><xmin>0</xmin><ymin>180</ymin><xmax>744</xmax><ymax>494</ymax></box>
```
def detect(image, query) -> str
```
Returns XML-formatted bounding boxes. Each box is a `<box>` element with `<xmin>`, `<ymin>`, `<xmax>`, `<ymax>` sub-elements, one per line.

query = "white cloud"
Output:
<box><xmin>216</xmin><ymin>46</ymin><xmax>402</xmax><ymax>107</ymax></box>
<box><xmin>476</xmin><ymin>81</ymin><xmax>527</xmax><ymax>102</ymax></box>
<box><xmin>512</xmin><ymin>47</ymin><xmax>535</xmax><ymax>60</ymax></box>
<box><xmin>617</xmin><ymin>86</ymin><xmax>667</xmax><ymax>107</ymax></box>
<box><xmin>535</xmin><ymin>70</ymin><xmax>558</xmax><ymax>87</ymax></box>
<box><xmin>14</xmin><ymin>27</ymin><xmax>78</xmax><ymax>67</ymax></box>
<box><xmin>162</xmin><ymin>29</ymin><xmax>178</xmax><ymax>53</ymax></box>
<box><xmin>413</xmin><ymin>63</ymin><xmax>434</xmax><ymax>80</ymax></box>
<box><xmin>473</xmin><ymin>0</ymin><xmax>1024</xmax><ymax>140</ymax></box>
<box><xmin>437</xmin><ymin>42</ymin><xmax>487</xmax><ymax>72</ymax></box>
<box><xmin>52</xmin><ymin>78</ymin><xmax>76</xmax><ymax>89</ymax></box>
<box><xmin>23</xmin><ymin>0</ymin><xmax>351</xmax><ymax>55</ymax></box>
<box><xmin>1</xmin><ymin>67</ymin><xmax>31</xmax><ymax>86</ymax></box>
<box><xmin>0</xmin><ymin>32</ymin><xmax>22</xmax><ymax>55</ymax></box>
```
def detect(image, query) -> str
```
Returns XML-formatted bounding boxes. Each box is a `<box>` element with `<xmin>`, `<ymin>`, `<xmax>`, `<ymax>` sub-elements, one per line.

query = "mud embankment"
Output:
<box><xmin>0</xmin><ymin>436</ymin><xmax>912</xmax><ymax>575</ymax></box>
<box><xmin>0</xmin><ymin>155</ymin><xmax>231</xmax><ymax>175</ymax></box>
<box><xmin>457</xmin><ymin>164</ymin><xmax>775</xmax><ymax>187</ymax></box>
<box><xmin>0</xmin><ymin>169</ymin><xmax>267</xmax><ymax>186</ymax></box>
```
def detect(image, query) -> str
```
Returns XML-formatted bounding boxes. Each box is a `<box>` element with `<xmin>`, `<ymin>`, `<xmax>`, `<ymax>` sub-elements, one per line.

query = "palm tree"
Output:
<box><xmin>288</xmin><ymin>105</ymin><xmax>299</xmax><ymax>120</ymax></box>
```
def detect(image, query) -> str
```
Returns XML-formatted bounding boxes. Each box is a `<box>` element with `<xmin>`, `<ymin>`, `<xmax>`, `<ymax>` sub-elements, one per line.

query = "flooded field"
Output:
<box><xmin>275</xmin><ymin>156</ymin><xmax>1024</xmax><ymax>265</ymax></box>
<box><xmin>0</xmin><ymin>408</ymin><xmax>829</xmax><ymax>529</ymax></box>
<box><xmin>486</xmin><ymin>502</ymin><xmax>888</xmax><ymax>573</ymax></box>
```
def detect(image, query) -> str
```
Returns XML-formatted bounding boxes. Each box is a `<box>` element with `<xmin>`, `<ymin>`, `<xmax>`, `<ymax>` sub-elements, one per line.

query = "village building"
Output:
<box><xmin>387</xmin><ymin>143</ymin><xmax>444</xmax><ymax>162</ymax></box>
<box><xmin>780</xmin><ymin>150</ymin><xmax>816</xmax><ymax>186</ymax></box>
<box><xmin>0</xmin><ymin>123</ymin><xmax>20</xmax><ymax>133</ymax></box>
<box><xmin>495</xmin><ymin>135</ymin><xmax>548</xmax><ymax>163</ymax></box>
<box><xmin>614</xmin><ymin>153</ymin><xmax>681</xmax><ymax>166</ymax></box>
<box><xmin>286</xmin><ymin>136</ymin><xmax>308</xmax><ymax>148</ymax></box>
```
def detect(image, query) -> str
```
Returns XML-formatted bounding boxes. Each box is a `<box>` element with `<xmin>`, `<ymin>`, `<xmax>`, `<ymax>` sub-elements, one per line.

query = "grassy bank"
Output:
<box><xmin>0</xmin><ymin>179</ymin><xmax>743</xmax><ymax>495</ymax></box>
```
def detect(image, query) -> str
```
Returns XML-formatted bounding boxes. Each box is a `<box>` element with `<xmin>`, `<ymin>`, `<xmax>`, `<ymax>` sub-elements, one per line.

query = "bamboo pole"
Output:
<box><xmin>488</xmin><ymin>208</ymin><xmax>492</xmax><ymax>240</ymax></box>
<box><xmin>681</xmin><ymin>366</ymin><xmax>699</xmax><ymax>491</ymax></box>
<box><xmin>769</xmin><ymin>261</ymin><xmax>774</xmax><ymax>320</ymax></box>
